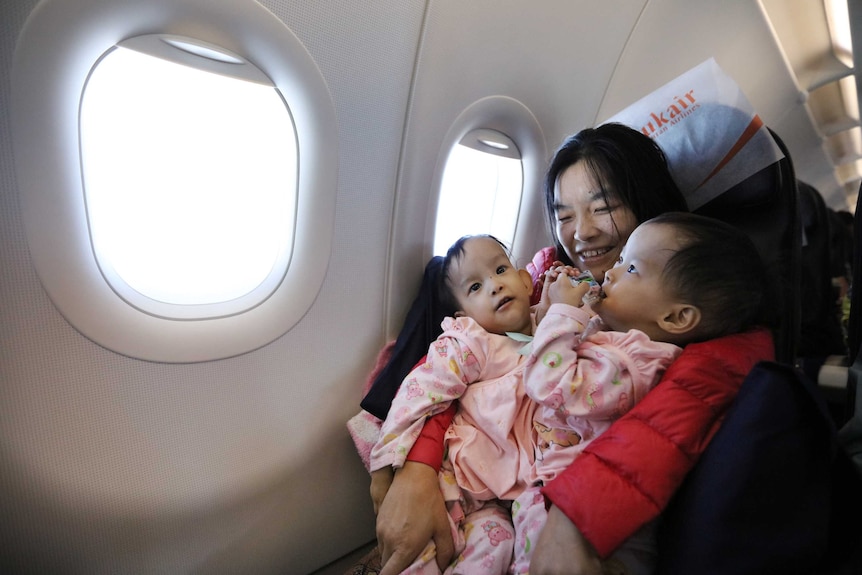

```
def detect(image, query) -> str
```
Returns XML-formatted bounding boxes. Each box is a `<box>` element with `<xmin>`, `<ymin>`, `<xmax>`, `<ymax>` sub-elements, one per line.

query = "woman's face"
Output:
<box><xmin>552</xmin><ymin>161</ymin><xmax>639</xmax><ymax>279</ymax></box>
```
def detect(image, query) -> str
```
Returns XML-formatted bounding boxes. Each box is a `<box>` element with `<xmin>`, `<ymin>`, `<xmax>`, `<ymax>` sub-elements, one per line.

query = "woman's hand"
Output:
<box><xmin>376</xmin><ymin>461</ymin><xmax>454</xmax><ymax>575</ymax></box>
<box><xmin>369</xmin><ymin>467</ymin><xmax>394</xmax><ymax>514</ymax></box>
<box><xmin>531</xmin><ymin>505</ymin><xmax>602</xmax><ymax>575</ymax></box>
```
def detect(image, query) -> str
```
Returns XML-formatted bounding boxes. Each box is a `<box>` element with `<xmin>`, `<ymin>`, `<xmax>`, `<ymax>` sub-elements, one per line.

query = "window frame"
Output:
<box><xmin>80</xmin><ymin>38</ymin><xmax>299</xmax><ymax>319</ymax></box>
<box><xmin>12</xmin><ymin>0</ymin><xmax>337</xmax><ymax>362</ymax></box>
<box><xmin>432</xmin><ymin>128</ymin><xmax>524</xmax><ymax>255</ymax></box>
<box><xmin>427</xmin><ymin>96</ymin><xmax>548</xmax><ymax>265</ymax></box>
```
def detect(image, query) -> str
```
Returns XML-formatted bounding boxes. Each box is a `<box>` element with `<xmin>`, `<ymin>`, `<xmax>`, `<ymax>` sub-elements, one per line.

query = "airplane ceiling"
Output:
<box><xmin>762</xmin><ymin>0</ymin><xmax>862</xmax><ymax>210</ymax></box>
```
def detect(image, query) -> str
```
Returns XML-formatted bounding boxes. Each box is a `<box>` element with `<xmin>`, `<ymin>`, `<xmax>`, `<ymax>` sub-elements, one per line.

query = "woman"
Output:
<box><xmin>528</xmin><ymin>123</ymin><xmax>687</xmax><ymax>318</ymax></box>
<box><xmin>369</xmin><ymin>123</ymin><xmax>775</xmax><ymax>575</ymax></box>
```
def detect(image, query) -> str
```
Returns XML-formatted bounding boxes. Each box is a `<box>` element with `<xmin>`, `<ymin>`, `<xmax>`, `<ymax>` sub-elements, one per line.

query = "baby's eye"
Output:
<box><xmin>496</xmin><ymin>265</ymin><xmax>507</xmax><ymax>274</ymax></box>
<box><xmin>626</xmin><ymin>264</ymin><xmax>636</xmax><ymax>273</ymax></box>
<box><xmin>617</xmin><ymin>255</ymin><xmax>624</xmax><ymax>264</ymax></box>
<box><xmin>469</xmin><ymin>282</ymin><xmax>481</xmax><ymax>293</ymax></box>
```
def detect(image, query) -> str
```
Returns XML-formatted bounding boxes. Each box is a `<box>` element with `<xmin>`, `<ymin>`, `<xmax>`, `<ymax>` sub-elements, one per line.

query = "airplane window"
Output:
<box><xmin>12</xmin><ymin>0</ymin><xmax>337</xmax><ymax>362</ymax></box>
<box><xmin>80</xmin><ymin>40</ymin><xmax>297</xmax><ymax>318</ymax></box>
<box><xmin>433</xmin><ymin>129</ymin><xmax>523</xmax><ymax>255</ymax></box>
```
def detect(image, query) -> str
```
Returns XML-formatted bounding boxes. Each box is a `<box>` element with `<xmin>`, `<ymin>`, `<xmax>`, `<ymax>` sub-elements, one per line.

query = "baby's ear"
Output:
<box><xmin>518</xmin><ymin>268</ymin><xmax>533</xmax><ymax>290</ymax></box>
<box><xmin>659</xmin><ymin>304</ymin><xmax>701</xmax><ymax>335</ymax></box>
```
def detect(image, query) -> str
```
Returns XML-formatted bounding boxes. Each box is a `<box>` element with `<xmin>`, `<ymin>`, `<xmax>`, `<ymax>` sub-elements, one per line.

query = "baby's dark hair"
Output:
<box><xmin>648</xmin><ymin>212</ymin><xmax>778</xmax><ymax>342</ymax></box>
<box><xmin>438</xmin><ymin>234</ymin><xmax>510</xmax><ymax>315</ymax></box>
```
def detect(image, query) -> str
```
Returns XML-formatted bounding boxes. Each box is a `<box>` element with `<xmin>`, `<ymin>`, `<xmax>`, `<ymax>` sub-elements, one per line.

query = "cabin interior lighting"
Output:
<box><xmin>837</xmin><ymin>158</ymin><xmax>862</xmax><ymax>184</ymax></box>
<box><xmin>825</xmin><ymin>0</ymin><xmax>853</xmax><ymax>68</ymax></box>
<box><xmin>840</xmin><ymin>74</ymin><xmax>859</xmax><ymax>121</ymax></box>
<box><xmin>850</xmin><ymin>128</ymin><xmax>862</xmax><ymax>162</ymax></box>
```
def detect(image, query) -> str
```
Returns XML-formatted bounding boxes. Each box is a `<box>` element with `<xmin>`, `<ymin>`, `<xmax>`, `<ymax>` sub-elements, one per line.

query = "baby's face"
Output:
<box><xmin>449</xmin><ymin>237</ymin><xmax>533</xmax><ymax>335</ymax></box>
<box><xmin>593</xmin><ymin>222</ymin><xmax>681</xmax><ymax>336</ymax></box>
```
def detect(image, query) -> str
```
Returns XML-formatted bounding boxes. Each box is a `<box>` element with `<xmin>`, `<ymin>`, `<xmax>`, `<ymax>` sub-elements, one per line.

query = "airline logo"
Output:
<box><xmin>639</xmin><ymin>90</ymin><xmax>699</xmax><ymax>138</ymax></box>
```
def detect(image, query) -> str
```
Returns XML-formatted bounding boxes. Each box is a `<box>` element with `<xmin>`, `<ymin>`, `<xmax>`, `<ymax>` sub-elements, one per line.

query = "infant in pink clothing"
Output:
<box><xmin>370</xmin><ymin>234</ymin><xmax>537</xmax><ymax>575</ymax></box>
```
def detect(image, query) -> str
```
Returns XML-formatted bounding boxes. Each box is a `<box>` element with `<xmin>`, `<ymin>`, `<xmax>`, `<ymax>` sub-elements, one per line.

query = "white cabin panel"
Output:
<box><xmin>388</xmin><ymin>0</ymin><xmax>649</xmax><ymax>335</ymax></box>
<box><xmin>1</xmin><ymin>0</ymin><xmax>859</xmax><ymax>573</ymax></box>
<box><xmin>2</xmin><ymin>0</ymin><xmax>425</xmax><ymax>572</ymax></box>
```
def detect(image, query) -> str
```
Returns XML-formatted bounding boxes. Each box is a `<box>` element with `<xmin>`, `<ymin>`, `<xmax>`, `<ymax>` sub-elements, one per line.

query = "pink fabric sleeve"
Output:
<box><xmin>526</xmin><ymin>306</ymin><xmax>681</xmax><ymax>482</ymax></box>
<box><xmin>371</xmin><ymin>318</ymin><xmax>489</xmax><ymax>472</ymax></box>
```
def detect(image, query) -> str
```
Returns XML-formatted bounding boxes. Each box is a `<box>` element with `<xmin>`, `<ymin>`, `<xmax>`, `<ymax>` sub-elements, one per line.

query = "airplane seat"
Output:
<box><xmin>658</xmin><ymin>360</ymin><xmax>862</xmax><ymax>574</ymax></box>
<box><xmin>840</xmin><ymin>181</ymin><xmax>862</xmax><ymax>460</ymax></box>
<box><xmin>692</xmin><ymin>128</ymin><xmax>801</xmax><ymax>365</ymax></box>
<box><xmin>659</xmin><ymin>129</ymin><xmax>862</xmax><ymax>572</ymax></box>
<box><xmin>794</xmin><ymin>181</ymin><xmax>850</xmax><ymax>424</ymax></box>
<box><xmin>846</xmin><ymin>183</ymin><xmax>862</xmax><ymax>377</ymax></box>
<box><xmin>797</xmin><ymin>181</ymin><xmax>847</xmax><ymax>358</ymax></box>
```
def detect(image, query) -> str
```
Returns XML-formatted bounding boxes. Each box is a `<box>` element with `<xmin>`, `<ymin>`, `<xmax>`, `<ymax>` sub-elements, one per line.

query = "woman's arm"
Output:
<box><xmin>530</xmin><ymin>505</ymin><xmax>602</xmax><ymax>575</ymax></box>
<box><xmin>404</xmin><ymin>404</ymin><xmax>455</xmax><ymax>470</ymax></box>
<box><xmin>526</xmin><ymin>245</ymin><xmax>559</xmax><ymax>306</ymax></box>
<box><xmin>374</xmin><ymin>400</ymin><xmax>455</xmax><ymax>573</ymax></box>
<box><xmin>540</xmin><ymin>328</ymin><xmax>775</xmax><ymax>556</ymax></box>
<box><xmin>374</xmin><ymin>318</ymin><xmax>494</xmax><ymax>572</ymax></box>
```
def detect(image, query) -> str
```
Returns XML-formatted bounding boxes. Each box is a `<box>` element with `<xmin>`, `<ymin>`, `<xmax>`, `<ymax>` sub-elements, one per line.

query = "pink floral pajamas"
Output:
<box><xmin>512</xmin><ymin>303</ymin><xmax>682</xmax><ymax>574</ymax></box>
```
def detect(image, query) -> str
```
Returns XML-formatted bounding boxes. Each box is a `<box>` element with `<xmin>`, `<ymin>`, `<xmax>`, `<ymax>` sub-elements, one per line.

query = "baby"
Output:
<box><xmin>512</xmin><ymin>211</ymin><xmax>774</xmax><ymax>575</ymax></box>
<box><xmin>370</xmin><ymin>234</ymin><xmax>538</xmax><ymax>574</ymax></box>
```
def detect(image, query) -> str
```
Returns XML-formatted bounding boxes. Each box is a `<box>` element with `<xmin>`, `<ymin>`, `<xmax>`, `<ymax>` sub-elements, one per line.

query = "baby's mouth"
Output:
<box><xmin>496</xmin><ymin>296</ymin><xmax>513</xmax><ymax>310</ymax></box>
<box><xmin>584</xmin><ymin>287</ymin><xmax>606</xmax><ymax>305</ymax></box>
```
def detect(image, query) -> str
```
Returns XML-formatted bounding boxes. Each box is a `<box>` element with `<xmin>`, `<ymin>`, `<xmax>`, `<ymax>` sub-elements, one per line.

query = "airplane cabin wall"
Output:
<box><xmin>0</xmin><ymin>0</ymin><xmax>843</xmax><ymax>574</ymax></box>
<box><xmin>1</xmin><ymin>0</ymin><xmax>424</xmax><ymax>572</ymax></box>
<box><xmin>387</xmin><ymin>0</ymin><xmax>652</xmax><ymax>331</ymax></box>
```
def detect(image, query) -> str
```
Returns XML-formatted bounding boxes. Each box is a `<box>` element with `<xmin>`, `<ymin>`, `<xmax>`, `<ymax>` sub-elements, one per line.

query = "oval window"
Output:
<box><xmin>433</xmin><ymin>129</ymin><xmax>524</xmax><ymax>255</ymax></box>
<box><xmin>13</xmin><ymin>0</ymin><xmax>337</xmax><ymax>362</ymax></box>
<box><xmin>80</xmin><ymin>37</ymin><xmax>298</xmax><ymax>319</ymax></box>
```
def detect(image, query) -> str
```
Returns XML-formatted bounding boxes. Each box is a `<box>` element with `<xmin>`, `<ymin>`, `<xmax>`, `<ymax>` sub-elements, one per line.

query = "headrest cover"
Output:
<box><xmin>606</xmin><ymin>58</ymin><xmax>784</xmax><ymax>210</ymax></box>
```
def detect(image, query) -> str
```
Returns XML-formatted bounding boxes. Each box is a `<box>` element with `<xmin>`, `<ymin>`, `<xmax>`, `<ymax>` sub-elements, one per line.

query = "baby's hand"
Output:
<box><xmin>547</xmin><ymin>273</ymin><xmax>591</xmax><ymax>307</ymax></box>
<box><xmin>544</xmin><ymin>263</ymin><xmax>579</xmax><ymax>281</ymax></box>
<box><xmin>537</xmin><ymin>265</ymin><xmax>585</xmax><ymax>323</ymax></box>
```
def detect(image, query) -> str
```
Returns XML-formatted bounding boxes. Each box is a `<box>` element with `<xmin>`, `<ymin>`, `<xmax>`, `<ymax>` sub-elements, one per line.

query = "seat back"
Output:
<box><xmin>693</xmin><ymin>129</ymin><xmax>800</xmax><ymax>364</ymax></box>
<box><xmin>844</xmin><ymin>185</ymin><xmax>862</xmax><ymax>421</ymax></box>
<box><xmin>847</xmin><ymin>184</ymin><xmax>862</xmax><ymax>368</ymax></box>
<box><xmin>797</xmin><ymin>181</ymin><xmax>847</xmax><ymax>360</ymax></box>
<box><xmin>658</xmin><ymin>361</ymin><xmax>862</xmax><ymax>574</ymax></box>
